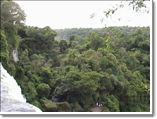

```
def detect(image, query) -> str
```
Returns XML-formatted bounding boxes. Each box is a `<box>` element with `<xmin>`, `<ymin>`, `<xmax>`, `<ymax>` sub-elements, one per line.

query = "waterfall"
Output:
<box><xmin>0</xmin><ymin>63</ymin><xmax>42</xmax><ymax>112</ymax></box>
<box><xmin>12</xmin><ymin>49</ymin><xmax>19</xmax><ymax>62</ymax></box>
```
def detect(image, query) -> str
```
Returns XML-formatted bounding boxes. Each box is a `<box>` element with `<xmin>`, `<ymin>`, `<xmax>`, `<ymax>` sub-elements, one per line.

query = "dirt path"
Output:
<box><xmin>91</xmin><ymin>106</ymin><xmax>102</xmax><ymax>112</ymax></box>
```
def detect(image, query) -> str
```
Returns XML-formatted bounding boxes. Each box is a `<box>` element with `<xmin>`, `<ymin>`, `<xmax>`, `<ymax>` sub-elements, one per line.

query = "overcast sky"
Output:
<box><xmin>15</xmin><ymin>1</ymin><xmax>151</xmax><ymax>29</ymax></box>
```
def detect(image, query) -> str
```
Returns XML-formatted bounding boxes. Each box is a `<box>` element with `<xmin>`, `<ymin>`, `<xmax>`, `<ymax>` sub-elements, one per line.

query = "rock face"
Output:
<box><xmin>0</xmin><ymin>63</ymin><xmax>42</xmax><ymax>112</ymax></box>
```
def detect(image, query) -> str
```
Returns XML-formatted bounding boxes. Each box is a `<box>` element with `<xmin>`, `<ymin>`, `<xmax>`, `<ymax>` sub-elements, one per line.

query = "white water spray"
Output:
<box><xmin>0</xmin><ymin>63</ymin><xmax>42</xmax><ymax>112</ymax></box>
<box><xmin>12</xmin><ymin>49</ymin><xmax>19</xmax><ymax>62</ymax></box>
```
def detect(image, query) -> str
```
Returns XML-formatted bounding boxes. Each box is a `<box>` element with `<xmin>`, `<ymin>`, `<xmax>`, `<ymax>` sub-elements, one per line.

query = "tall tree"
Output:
<box><xmin>1</xmin><ymin>0</ymin><xmax>25</xmax><ymax>48</ymax></box>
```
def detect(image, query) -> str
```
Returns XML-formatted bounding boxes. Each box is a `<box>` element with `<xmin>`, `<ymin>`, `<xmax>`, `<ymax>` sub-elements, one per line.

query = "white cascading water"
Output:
<box><xmin>0</xmin><ymin>63</ymin><xmax>42</xmax><ymax>112</ymax></box>
<box><xmin>12</xmin><ymin>49</ymin><xmax>19</xmax><ymax>62</ymax></box>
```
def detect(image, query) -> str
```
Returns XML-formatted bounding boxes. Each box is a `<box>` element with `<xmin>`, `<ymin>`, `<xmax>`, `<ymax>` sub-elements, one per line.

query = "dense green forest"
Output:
<box><xmin>55</xmin><ymin>27</ymin><xmax>140</xmax><ymax>40</ymax></box>
<box><xmin>55</xmin><ymin>28</ymin><xmax>105</xmax><ymax>40</ymax></box>
<box><xmin>1</xmin><ymin>1</ymin><xmax>150</xmax><ymax>112</ymax></box>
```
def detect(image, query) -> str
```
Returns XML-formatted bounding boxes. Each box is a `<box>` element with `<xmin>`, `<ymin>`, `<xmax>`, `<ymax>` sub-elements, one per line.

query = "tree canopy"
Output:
<box><xmin>0</xmin><ymin>0</ymin><xmax>150</xmax><ymax>112</ymax></box>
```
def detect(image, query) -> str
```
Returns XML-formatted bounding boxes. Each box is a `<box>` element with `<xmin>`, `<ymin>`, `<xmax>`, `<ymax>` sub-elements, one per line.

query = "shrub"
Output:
<box><xmin>36</xmin><ymin>83</ymin><xmax>51</xmax><ymax>98</ymax></box>
<box><xmin>56</xmin><ymin>102</ymin><xmax>71</xmax><ymax>112</ymax></box>
<box><xmin>41</xmin><ymin>98</ymin><xmax>57</xmax><ymax>112</ymax></box>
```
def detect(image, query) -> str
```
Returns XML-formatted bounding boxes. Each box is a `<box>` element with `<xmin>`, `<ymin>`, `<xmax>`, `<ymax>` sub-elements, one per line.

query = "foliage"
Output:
<box><xmin>1</xmin><ymin>1</ymin><xmax>150</xmax><ymax>112</ymax></box>
<box><xmin>102</xmin><ymin>95</ymin><xmax>120</xmax><ymax>112</ymax></box>
<box><xmin>56</xmin><ymin>102</ymin><xmax>71</xmax><ymax>112</ymax></box>
<box><xmin>40</xmin><ymin>98</ymin><xmax>58</xmax><ymax>112</ymax></box>
<box><xmin>0</xmin><ymin>30</ymin><xmax>9</xmax><ymax>67</ymax></box>
<box><xmin>37</xmin><ymin>83</ymin><xmax>51</xmax><ymax>98</ymax></box>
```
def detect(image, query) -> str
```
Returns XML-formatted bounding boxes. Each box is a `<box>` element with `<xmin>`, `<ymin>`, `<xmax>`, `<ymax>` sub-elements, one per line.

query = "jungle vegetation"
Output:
<box><xmin>0</xmin><ymin>0</ymin><xmax>150</xmax><ymax>112</ymax></box>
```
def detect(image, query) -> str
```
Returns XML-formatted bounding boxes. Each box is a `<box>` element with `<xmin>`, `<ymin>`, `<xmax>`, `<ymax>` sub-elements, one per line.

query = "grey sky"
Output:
<box><xmin>15</xmin><ymin>1</ymin><xmax>151</xmax><ymax>29</ymax></box>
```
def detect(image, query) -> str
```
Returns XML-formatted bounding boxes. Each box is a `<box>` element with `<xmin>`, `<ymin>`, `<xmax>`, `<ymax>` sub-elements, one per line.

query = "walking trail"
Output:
<box><xmin>91</xmin><ymin>106</ymin><xmax>102</xmax><ymax>112</ymax></box>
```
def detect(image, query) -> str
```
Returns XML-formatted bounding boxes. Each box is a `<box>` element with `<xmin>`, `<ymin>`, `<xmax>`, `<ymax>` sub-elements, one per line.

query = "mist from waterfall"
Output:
<box><xmin>0</xmin><ymin>63</ymin><xmax>42</xmax><ymax>112</ymax></box>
